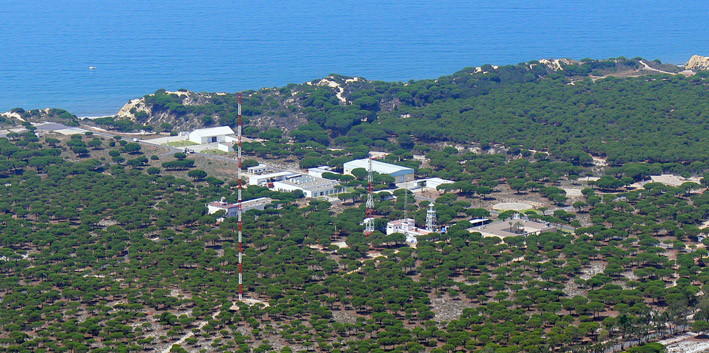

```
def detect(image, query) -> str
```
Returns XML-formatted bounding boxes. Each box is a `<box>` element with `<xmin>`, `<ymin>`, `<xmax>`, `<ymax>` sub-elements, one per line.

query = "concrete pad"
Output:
<box><xmin>562</xmin><ymin>188</ymin><xmax>583</xmax><ymax>197</ymax></box>
<box><xmin>55</xmin><ymin>128</ymin><xmax>89</xmax><ymax>135</ymax></box>
<box><xmin>33</xmin><ymin>122</ymin><xmax>68</xmax><ymax>130</ymax></box>
<box><xmin>142</xmin><ymin>135</ymin><xmax>188</xmax><ymax>145</ymax></box>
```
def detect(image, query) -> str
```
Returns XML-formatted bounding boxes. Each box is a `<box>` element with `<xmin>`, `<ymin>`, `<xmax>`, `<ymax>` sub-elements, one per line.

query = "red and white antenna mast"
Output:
<box><xmin>237</xmin><ymin>92</ymin><xmax>244</xmax><ymax>301</ymax></box>
<box><xmin>364</xmin><ymin>158</ymin><xmax>374</xmax><ymax>236</ymax></box>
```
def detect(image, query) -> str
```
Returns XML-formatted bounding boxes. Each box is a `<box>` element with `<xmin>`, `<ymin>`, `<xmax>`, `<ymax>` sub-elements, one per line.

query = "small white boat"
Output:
<box><xmin>89</xmin><ymin>66</ymin><xmax>96</xmax><ymax>70</ymax></box>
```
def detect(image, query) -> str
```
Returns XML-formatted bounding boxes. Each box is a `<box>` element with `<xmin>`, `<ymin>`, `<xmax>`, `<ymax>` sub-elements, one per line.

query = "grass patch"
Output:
<box><xmin>202</xmin><ymin>149</ymin><xmax>229</xmax><ymax>156</ymax></box>
<box><xmin>166</xmin><ymin>140</ymin><xmax>198</xmax><ymax>147</ymax></box>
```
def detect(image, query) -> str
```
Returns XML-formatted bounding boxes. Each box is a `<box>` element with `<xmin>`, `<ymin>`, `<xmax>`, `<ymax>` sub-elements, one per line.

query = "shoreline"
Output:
<box><xmin>2</xmin><ymin>56</ymin><xmax>701</xmax><ymax>119</ymax></box>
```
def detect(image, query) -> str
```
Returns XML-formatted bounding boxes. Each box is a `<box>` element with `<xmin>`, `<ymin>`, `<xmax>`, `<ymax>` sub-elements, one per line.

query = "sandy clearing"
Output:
<box><xmin>332</xmin><ymin>241</ymin><xmax>349</xmax><ymax>249</ymax></box>
<box><xmin>238</xmin><ymin>298</ymin><xmax>270</xmax><ymax>308</ymax></box>
<box><xmin>650</xmin><ymin>174</ymin><xmax>702</xmax><ymax>187</ymax></box>
<box><xmin>638</xmin><ymin>60</ymin><xmax>675</xmax><ymax>75</ymax></box>
<box><xmin>539</xmin><ymin>59</ymin><xmax>564</xmax><ymax>71</ymax></box>
<box><xmin>369</xmin><ymin>151</ymin><xmax>389</xmax><ymax>159</ymax></box>
<box><xmin>592</xmin><ymin>156</ymin><xmax>608</xmax><ymax>167</ymax></box>
<box><xmin>580</xmin><ymin>261</ymin><xmax>606</xmax><ymax>280</ymax></box>
<box><xmin>1</xmin><ymin>111</ymin><xmax>25</xmax><ymax>122</ymax></box>
<box><xmin>493</xmin><ymin>202</ymin><xmax>534</xmax><ymax>211</ymax></box>
<box><xmin>317</xmin><ymin>78</ymin><xmax>347</xmax><ymax>103</ymax></box>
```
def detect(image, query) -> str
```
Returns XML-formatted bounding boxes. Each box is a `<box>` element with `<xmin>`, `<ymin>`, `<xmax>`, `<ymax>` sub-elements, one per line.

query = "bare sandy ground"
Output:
<box><xmin>650</xmin><ymin>174</ymin><xmax>702</xmax><ymax>187</ymax></box>
<box><xmin>562</xmin><ymin>188</ymin><xmax>583</xmax><ymax>198</ymax></box>
<box><xmin>493</xmin><ymin>202</ymin><xmax>534</xmax><ymax>211</ymax></box>
<box><xmin>660</xmin><ymin>333</ymin><xmax>709</xmax><ymax>353</ymax></box>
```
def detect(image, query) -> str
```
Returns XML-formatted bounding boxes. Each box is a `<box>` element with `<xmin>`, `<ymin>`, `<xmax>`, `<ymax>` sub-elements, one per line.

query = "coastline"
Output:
<box><xmin>4</xmin><ymin>55</ymin><xmax>703</xmax><ymax>119</ymax></box>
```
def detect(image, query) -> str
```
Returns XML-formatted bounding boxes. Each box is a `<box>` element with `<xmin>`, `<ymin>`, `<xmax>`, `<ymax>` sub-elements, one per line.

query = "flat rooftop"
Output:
<box><xmin>279</xmin><ymin>175</ymin><xmax>341</xmax><ymax>191</ymax></box>
<box><xmin>344</xmin><ymin>159</ymin><xmax>414</xmax><ymax>175</ymax></box>
<box><xmin>189</xmin><ymin>126</ymin><xmax>234</xmax><ymax>137</ymax></box>
<box><xmin>397</xmin><ymin>177</ymin><xmax>454</xmax><ymax>190</ymax></box>
<box><xmin>308</xmin><ymin>166</ymin><xmax>338</xmax><ymax>174</ymax></box>
<box><xmin>208</xmin><ymin>197</ymin><xmax>273</xmax><ymax>209</ymax></box>
<box><xmin>247</xmin><ymin>171</ymin><xmax>297</xmax><ymax>179</ymax></box>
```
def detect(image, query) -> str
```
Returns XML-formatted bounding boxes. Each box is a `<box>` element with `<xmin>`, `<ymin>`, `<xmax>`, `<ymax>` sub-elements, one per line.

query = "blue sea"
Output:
<box><xmin>1</xmin><ymin>0</ymin><xmax>707</xmax><ymax>116</ymax></box>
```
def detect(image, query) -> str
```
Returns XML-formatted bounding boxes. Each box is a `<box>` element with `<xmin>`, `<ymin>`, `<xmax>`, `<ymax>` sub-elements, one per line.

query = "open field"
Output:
<box><xmin>166</xmin><ymin>140</ymin><xmax>198</xmax><ymax>147</ymax></box>
<box><xmin>201</xmin><ymin>149</ymin><xmax>229</xmax><ymax>156</ymax></box>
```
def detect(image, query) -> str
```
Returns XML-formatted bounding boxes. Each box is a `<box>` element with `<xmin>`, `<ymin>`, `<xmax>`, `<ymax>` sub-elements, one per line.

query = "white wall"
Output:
<box><xmin>271</xmin><ymin>182</ymin><xmax>343</xmax><ymax>198</ymax></box>
<box><xmin>272</xmin><ymin>182</ymin><xmax>312</xmax><ymax>197</ymax></box>
<box><xmin>189</xmin><ymin>134</ymin><xmax>228</xmax><ymax>145</ymax></box>
<box><xmin>217</xmin><ymin>143</ymin><xmax>233</xmax><ymax>152</ymax></box>
<box><xmin>207</xmin><ymin>205</ymin><xmax>237</xmax><ymax>218</ymax></box>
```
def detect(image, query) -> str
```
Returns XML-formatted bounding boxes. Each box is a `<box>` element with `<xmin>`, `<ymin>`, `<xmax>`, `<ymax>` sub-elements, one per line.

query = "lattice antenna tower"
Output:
<box><xmin>364</xmin><ymin>158</ymin><xmax>374</xmax><ymax>236</ymax></box>
<box><xmin>237</xmin><ymin>92</ymin><xmax>244</xmax><ymax>301</ymax></box>
<box><xmin>403</xmin><ymin>189</ymin><xmax>409</xmax><ymax>224</ymax></box>
<box><xmin>426</xmin><ymin>203</ymin><xmax>437</xmax><ymax>232</ymax></box>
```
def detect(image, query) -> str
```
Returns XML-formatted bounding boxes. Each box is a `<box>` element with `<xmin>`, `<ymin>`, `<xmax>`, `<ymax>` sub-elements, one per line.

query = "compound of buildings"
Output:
<box><xmin>272</xmin><ymin>174</ymin><xmax>343</xmax><ymax>198</ymax></box>
<box><xmin>386</xmin><ymin>218</ymin><xmax>430</xmax><ymax>244</ymax></box>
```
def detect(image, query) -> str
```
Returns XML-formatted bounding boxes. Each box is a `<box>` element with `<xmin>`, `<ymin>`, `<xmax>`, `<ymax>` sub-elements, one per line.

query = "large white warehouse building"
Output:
<box><xmin>343</xmin><ymin>159</ymin><xmax>415</xmax><ymax>183</ymax></box>
<box><xmin>188</xmin><ymin>126</ymin><xmax>235</xmax><ymax>144</ymax></box>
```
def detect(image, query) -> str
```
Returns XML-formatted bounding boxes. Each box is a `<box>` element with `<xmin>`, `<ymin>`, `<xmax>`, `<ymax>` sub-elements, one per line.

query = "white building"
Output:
<box><xmin>246</xmin><ymin>171</ymin><xmax>298</xmax><ymax>186</ymax></box>
<box><xmin>397</xmin><ymin>177</ymin><xmax>454</xmax><ymax>191</ymax></box>
<box><xmin>343</xmin><ymin>159</ymin><xmax>415</xmax><ymax>183</ymax></box>
<box><xmin>272</xmin><ymin>175</ymin><xmax>343</xmax><ymax>198</ymax></box>
<box><xmin>469</xmin><ymin>218</ymin><xmax>492</xmax><ymax>227</ymax></box>
<box><xmin>206</xmin><ymin>197</ymin><xmax>274</xmax><ymax>218</ymax></box>
<box><xmin>386</xmin><ymin>218</ymin><xmax>430</xmax><ymax>244</ymax></box>
<box><xmin>308</xmin><ymin>166</ymin><xmax>338</xmax><ymax>178</ymax></box>
<box><xmin>247</xmin><ymin>164</ymin><xmax>270</xmax><ymax>174</ymax></box>
<box><xmin>188</xmin><ymin>126</ymin><xmax>235</xmax><ymax>144</ymax></box>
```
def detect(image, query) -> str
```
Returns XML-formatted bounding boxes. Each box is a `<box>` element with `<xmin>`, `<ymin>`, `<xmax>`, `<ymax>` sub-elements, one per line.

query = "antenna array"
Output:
<box><xmin>364</xmin><ymin>159</ymin><xmax>374</xmax><ymax>236</ymax></box>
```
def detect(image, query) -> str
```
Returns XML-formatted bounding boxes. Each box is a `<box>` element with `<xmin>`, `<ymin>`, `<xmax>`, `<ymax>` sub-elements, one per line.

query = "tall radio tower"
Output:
<box><xmin>237</xmin><ymin>92</ymin><xmax>244</xmax><ymax>301</ymax></box>
<box><xmin>364</xmin><ymin>159</ymin><xmax>374</xmax><ymax>236</ymax></box>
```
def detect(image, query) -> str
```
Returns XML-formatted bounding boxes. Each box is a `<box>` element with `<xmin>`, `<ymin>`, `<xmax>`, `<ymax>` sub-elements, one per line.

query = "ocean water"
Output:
<box><xmin>1</xmin><ymin>0</ymin><xmax>707</xmax><ymax>116</ymax></box>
